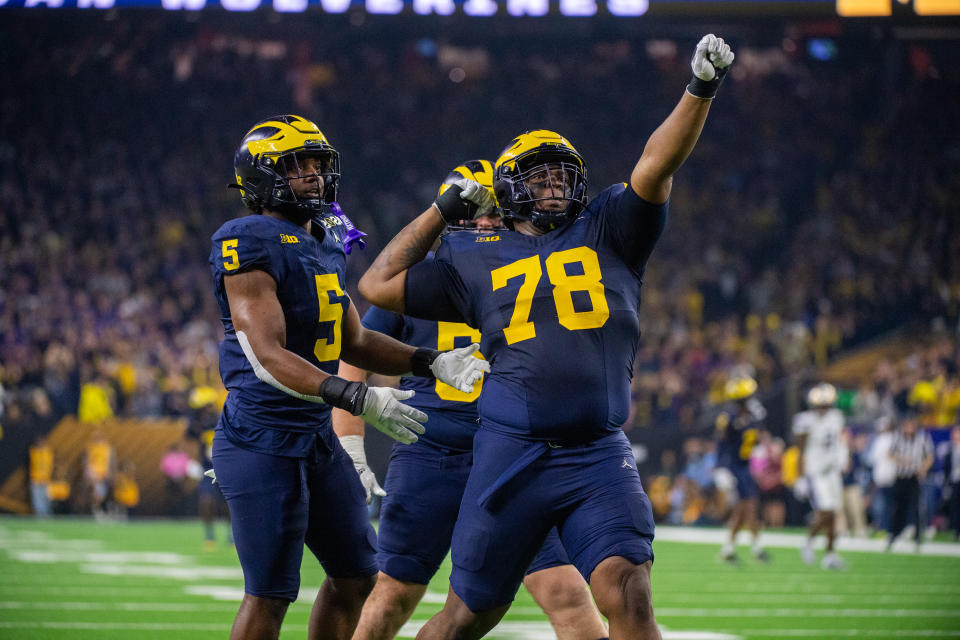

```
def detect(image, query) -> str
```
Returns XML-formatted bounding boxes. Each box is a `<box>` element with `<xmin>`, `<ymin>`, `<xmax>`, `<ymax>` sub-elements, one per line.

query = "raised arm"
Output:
<box><xmin>359</xmin><ymin>181</ymin><xmax>494</xmax><ymax>312</ymax></box>
<box><xmin>631</xmin><ymin>34</ymin><xmax>734</xmax><ymax>204</ymax></box>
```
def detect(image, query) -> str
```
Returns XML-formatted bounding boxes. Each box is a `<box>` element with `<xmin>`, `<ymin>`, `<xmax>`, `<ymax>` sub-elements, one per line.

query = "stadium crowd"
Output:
<box><xmin>1</xmin><ymin>14</ymin><xmax>958</xmax><ymax>526</ymax></box>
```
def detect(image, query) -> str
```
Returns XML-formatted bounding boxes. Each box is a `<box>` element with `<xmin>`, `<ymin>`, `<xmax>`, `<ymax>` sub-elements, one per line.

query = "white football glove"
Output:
<box><xmin>793</xmin><ymin>476</ymin><xmax>810</xmax><ymax>501</ymax></box>
<box><xmin>339</xmin><ymin>435</ymin><xmax>386</xmax><ymax>504</ymax></box>
<box><xmin>430</xmin><ymin>343</ymin><xmax>490</xmax><ymax>393</ymax></box>
<box><xmin>360</xmin><ymin>386</ymin><xmax>427</xmax><ymax>444</ymax></box>
<box><xmin>692</xmin><ymin>34</ymin><xmax>734</xmax><ymax>81</ymax></box>
<box><xmin>433</xmin><ymin>178</ymin><xmax>497</xmax><ymax>224</ymax></box>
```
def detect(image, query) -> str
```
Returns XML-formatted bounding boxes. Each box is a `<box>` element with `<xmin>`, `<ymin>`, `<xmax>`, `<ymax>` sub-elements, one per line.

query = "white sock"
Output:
<box><xmin>722</xmin><ymin>542</ymin><xmax>735</xmax><ymax>556</ymax></box>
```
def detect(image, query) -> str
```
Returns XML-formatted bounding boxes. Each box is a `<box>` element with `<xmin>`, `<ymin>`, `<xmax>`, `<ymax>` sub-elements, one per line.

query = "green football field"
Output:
<box><xmin>1</xmin><ymin>516</ymin><xmax>959</xmax><ymax>640</ymax></box>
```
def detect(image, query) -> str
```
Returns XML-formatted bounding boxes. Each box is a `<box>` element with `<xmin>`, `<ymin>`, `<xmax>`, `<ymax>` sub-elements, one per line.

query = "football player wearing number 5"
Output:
<box><xmin>359</xmin><ymin>36</ymin><xmax>735</xmax><ymax>640</ymax></box>
<box><xmin>332</xmin><ymin>161</ymin><xmax>608</xmax><ymax>640</ymax></box>
<box><xmin>209</xmin><ymin>115</ymin><xmax>489</xmax><ymax>640</ymax></box>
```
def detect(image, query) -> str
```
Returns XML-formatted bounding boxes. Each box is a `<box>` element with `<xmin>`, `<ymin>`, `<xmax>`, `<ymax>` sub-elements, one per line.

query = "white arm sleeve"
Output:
<box><xmin>237</xmin><ymin>330</ymin><xmax>325</xmax><ymax>404</ymax></box>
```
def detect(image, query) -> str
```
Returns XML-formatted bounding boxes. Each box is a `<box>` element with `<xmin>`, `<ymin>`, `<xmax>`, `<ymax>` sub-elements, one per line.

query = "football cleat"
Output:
<box><xmin>232</xmin><ymin>115</ymin><xmax>340</xmax><ymax>223</ymax></box>
<box><xmin>494</xmin><ymin>130</ymin><xmax>587</xmax><ymax>232</ymax></box>
<box><xmin>720</xmin><ymin>544</ymin><xmax>740</xmax><ymax>566</ymax></box>
<box><xmin>821</xmin><ymin>553</ymin><xmax>846</xmax><ymax>570</ymax></box>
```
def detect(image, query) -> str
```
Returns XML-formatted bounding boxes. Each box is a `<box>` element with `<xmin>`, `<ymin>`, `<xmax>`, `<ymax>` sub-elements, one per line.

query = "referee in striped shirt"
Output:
<box><xmin>885</xmin><ymin>412</ymin><xmax>934</xmax><ymax>551</ymax></box>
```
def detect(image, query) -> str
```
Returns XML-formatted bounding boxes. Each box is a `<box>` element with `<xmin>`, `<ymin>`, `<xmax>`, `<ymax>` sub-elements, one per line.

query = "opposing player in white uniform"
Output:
<box><xmin>793</xmin><ymin>383</ymin><xmax>848</xmax><ymax>570</ymax></box>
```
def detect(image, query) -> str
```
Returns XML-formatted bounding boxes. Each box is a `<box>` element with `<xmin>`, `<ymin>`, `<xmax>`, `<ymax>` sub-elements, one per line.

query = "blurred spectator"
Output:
<box><xmin>113</xmin><ymin>460</ymin><xmax>141</xmax><ymax>518</ymax></box>
<box><xmin>751</xmin><ymin>432</ymin><xmax>785</xmax><ymax>528</ymax></box>
<box><xmin>682</xmin><ymin>437</ymin><xmax>716</xmax><ymax>489</ymax></box>
<box><xmin>78</xmin><ymin>374</ymin><xmax>115</xmax><ymax>424</ymax></box>
<box><xmin>840</xmin><ymin>429</ymin><xmax>869</xmax><ymax>538</ymax></box>
<box><xmin>28</xmin><ymin>435</ymin><xmax>54</xmax><ymax>517</ymax></box>
<box><xmin>159</xmin><ymin>441</ymin><xmax>194</xmax><ymax>517</ymax></box>
<box><xmin>84</xmin><ymin>430</ymin><xmax>114</xmax><ymax>517</ymax></box>
<box><xmin>869</xmin><ymin>419</ymin><xmax>897</xmax><ymax>534</ymax></box>
<box><xmin>47</xmin><ymin>468</ymin><xmax>72</xmax><ymax>515</ymax></box>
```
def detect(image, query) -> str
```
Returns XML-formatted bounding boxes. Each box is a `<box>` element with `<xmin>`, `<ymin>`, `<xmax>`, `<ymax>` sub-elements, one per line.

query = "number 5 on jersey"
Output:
<box><xmin>491</xmin><ymin>246</ymin><xmax>609</xmax><ymax>345</ymax></box>
<box><xmin>314</xmin><ymin>273</ymin><xmax>345</xmax><ymax>362</ymax></box>
<box><xmin>435</xmin><ymin>322</ymin><xmax>485</xmax><ymax>402</ymax></box>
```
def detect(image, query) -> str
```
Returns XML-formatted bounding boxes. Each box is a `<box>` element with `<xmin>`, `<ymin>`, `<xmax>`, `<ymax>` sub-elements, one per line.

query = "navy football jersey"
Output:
<box><xmin>210</xmin><ymin>214</ymin><xmax>348</xmax><ymax>456</ymax></box>
<box><xmin>405</xmin><ymin>184</ymin><xmax>666</xmax><ymax>442</ymax></box>
<box><xmin>362</xmin><ymin>306</ymin><xmax>482</xmax><ymax>452</ymax></box>
<box><xmin>715</xmin><ymin>405</ymin><xmax>762</xmax><ymax>469</ymax></box>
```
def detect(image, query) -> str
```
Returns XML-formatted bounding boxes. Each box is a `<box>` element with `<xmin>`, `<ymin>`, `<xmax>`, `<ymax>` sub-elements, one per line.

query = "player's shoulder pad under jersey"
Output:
<box><xmin>826</xmin><ymin>408</ymin><xmax>845</xmax><ymax>422</ymax></box>
<box><xmin>434</xmin><ymin>229</ymin><xmax>490</xmax><ymax>262</ymax></box>
<box><xmin>582</xmin><ymin>182</ymin><xmax>632</xmax><ymax>216</ymax></box>
<box><xmin>214</xmin><ymin>215</ymin><xmax>290</xmax><ymax>242</ymax></box>
<box><xmin>211</xmin><ymin>216</ymin><xmax>287</xmax><ymax>277</ymax></box>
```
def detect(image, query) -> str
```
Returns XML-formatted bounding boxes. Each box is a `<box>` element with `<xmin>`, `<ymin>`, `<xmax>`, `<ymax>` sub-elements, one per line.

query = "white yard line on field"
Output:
<box><xmin>655</xmin><ymin>607</ymin><xmax>960</xmax><ymax>617</ymax></box>
<box><xmin>656</xmin><ymin>584</ymin><xmax>960</xmax><ymax>595</ymax></box>
<box><xmin>733</xmin><ymin>630</ymin><xmax>960</xmax><ymax>637</ymax></box>
<box><xmin>655</xmin><ymin>526</ymin><xmax>960</xmax><ymax>557</ymax></box>
<box><xmin>656</xmin><ymin>593</ymin><xmax>960</xmax><ymax>604</ymax></box>
<box><xmin>396</xmin><ymin>620</ymin><xmax>741</xmax><ymax>640</ymax></box>
<box><xmin>0</xmin><ymin>601</ymin><xmax>239</xmax><ymax>611</ymax></box>
<box><xmin>0</xmin><ymin>620</ymin><xmax>739</xmax><ymax>640</ymax></box>
<box><xmin>0</xmin><ymin>622</ymin><xmax>234</xmax><ymax>631</ymax></box>
<box><xmin>82</xmin><ymin>563</ymin><xmax>243</xmax><ymax>579</ymax></box>
<box><xmin>12</xmin><ymin>550</ymin><xmax>187</xmax><ymax>564</ymax></box>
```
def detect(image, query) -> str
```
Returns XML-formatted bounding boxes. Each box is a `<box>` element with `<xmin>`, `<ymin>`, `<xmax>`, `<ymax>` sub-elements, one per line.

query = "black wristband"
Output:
<box><xmin>686</xmin><ymin>65</ymin><xmax>729</xmax><ymax>99</ymax></box>
<box><xmin>433</xmin><ymin>185</ymin><xmax>473</xmax><ymax>225</ymax></box>
<box><xmin>318</xmin><ymin>376</ymin><xmax>368</xmax><ymax>416</ymax></box>
<box><xmin>411</xmin><ymin>347</ymin><xmax>441</xmax><ymax>379</ymax></box>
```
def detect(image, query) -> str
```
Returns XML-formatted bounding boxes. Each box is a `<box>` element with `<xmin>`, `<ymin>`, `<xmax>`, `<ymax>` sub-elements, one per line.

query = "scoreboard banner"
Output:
<box><xmin>0</xmin><ymin>0</ymin><xmax>956</xmax><ymax>16</ymax></box>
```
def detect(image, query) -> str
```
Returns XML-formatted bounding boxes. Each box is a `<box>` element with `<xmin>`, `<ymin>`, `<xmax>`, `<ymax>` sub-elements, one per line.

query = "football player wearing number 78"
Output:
<box><xmin>209</xmin><ymin>115</ymin><xmax>489</xmax><ymax>640</ymax></box>
<box><xmin>333</xmin><ymin>160</ymin><xmax>609</xmax><ymax>640</ymax></box>
<box><xmin>358</xmin><ymin>35</ymin><xmax>734</xmax><ymax>640</ymax></box>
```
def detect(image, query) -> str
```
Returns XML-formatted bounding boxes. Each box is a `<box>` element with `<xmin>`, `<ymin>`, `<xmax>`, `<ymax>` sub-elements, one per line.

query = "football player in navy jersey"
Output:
<box><xmin>714</xmin><ymin>376</ymin><xmax>770</xmax><ymax>564</ymax></box>
<box><xmin>332</xmin><ymin>161</ymin><xmax>608</xmax><ymax>640</ymax></box>
<box><xmin>358</xmin><ymin>36</ymin><xmax>735</xmax><ymax>640</ymax></box>
<box><xmin>209</xmin><ymin>115</ymin><xmax>489</xmax><ymax>640</ymax></box>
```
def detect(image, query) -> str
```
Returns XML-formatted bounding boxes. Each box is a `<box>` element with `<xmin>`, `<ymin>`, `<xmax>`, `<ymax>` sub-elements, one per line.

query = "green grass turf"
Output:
<box><xmin>1</xmin><ymin>516</ymin><xmax>959</xmax><ymax>639</ymax></box>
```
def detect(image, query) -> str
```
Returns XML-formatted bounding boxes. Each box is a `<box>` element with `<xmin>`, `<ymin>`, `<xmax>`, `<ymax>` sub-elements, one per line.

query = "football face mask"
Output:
<box><xmin>494</xmin><ymin>130</ymin><xmax>588</xmax><ymax>232</ymax></box>
<box><xmin>233</xmin><ymin>115</ymin><xmax>340</xmax><ymax>223</ymax></box>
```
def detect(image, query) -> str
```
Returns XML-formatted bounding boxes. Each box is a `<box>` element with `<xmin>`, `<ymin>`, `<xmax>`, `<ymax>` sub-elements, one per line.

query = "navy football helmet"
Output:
<box><xmin>493</xmin><ymin>130</ymin><xmax>587</xmax><ymax>232</ymax></box>
<box><xmin>233</xmin><ymin>115</ymin><xmax>340</xmax><ymax>222</ymax></box>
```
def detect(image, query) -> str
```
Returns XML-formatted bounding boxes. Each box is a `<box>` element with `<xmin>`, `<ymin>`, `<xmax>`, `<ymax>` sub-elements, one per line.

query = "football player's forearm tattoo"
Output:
<box><xmin>400</xmin><ymin>230</ymin><xmax>435</xmax><ymax>265</ymax></box>
<box><xmin>370</xmin><ymin>215</ymin><xmax>442</xmax><ymax>278</ymax></box>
